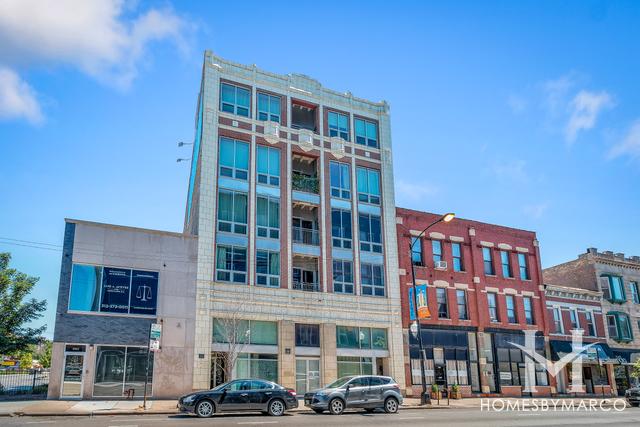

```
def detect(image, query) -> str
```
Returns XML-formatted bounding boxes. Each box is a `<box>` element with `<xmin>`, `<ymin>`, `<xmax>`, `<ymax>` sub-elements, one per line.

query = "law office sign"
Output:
<box><xmin>149</xmin><ymin>323</ymin><xmax>162</xmax><ymax>352</ymax></box>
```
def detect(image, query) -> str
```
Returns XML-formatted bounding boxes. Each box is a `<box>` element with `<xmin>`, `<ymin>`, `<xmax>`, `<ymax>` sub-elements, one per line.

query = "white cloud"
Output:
<box><xmin>523</xmin><ymin>202</ymin><xmax>549</xmax><ymax>219</ymax></box>
<box><xmin>0</xmin><ymin>0</ymin><xmax>187</xmax><ymax>90</ymax></box>
<box><xmin>542</xmin><ymin>74</ymin><xmax>576</xmax><ymax>116</ymax></box>
<box><xmin>609</xmin><ymin>119</ymin><xmax>640</xmax><ymax>160</ymax></box>
<box><xmin>564</xmin><ymin>90</ymin><xmax>613</xmax><ymax>143</ymax></box>
<box><xmin>0</xmin><ymin>66</ymin><xmax>43</xmax><ymax>124</ymax></box>
<box><xmin>395</xmin><ymin>179</ymin><xmax>439</xmax><ymax>205</ymax></box>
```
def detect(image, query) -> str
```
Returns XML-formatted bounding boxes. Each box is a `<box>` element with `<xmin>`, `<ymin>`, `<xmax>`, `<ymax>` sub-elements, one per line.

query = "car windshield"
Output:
<box><xmin>326</xmin><ymin>376</ymin><xmax>354</xmax><ymax>388</ymax></box>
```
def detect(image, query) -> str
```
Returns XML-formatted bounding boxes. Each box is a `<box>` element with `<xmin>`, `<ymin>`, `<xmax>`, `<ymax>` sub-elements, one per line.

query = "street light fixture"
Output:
<box><xmin>176</xmin><ymin>158</ymin><xmax>191</xmax><ymax>163</ymax></box>
<box><xmin>408</xmin><ymin>212</ymin><xmax>455</xmax><ymax>405</ymax></box>
<box><xmin>177</xmin><ymin>141</ymin><xmax>193</xmax><ymax>147</ymax></box>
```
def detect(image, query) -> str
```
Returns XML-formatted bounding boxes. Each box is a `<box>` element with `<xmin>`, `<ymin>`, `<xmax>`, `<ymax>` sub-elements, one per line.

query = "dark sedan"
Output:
<box><xmin>178</xmin><ymin>379</ymin><xmax>298</xmax><ymax>418</ymax></box>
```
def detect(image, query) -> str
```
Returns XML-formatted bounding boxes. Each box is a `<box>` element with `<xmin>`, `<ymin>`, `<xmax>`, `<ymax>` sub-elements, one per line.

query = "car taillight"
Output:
<box><xmin>286</xmin><ymin>388</ymin><xmax>296</xmax><ymax>397</ymax></box>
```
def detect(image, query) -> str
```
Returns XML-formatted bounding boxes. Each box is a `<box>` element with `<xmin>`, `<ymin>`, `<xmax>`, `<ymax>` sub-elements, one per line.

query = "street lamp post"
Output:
<box><xmin>408</xmin><ymin>212</ymin><xmax>455</xmax><ymax>405</ymax></box>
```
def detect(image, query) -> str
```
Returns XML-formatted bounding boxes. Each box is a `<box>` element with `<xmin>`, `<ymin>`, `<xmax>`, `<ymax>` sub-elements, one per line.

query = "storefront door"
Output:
<box><xmin>296</xmin><ymin>358</ymin><xmax>320</xmax><ymax>394</ymax></box>
<box><xmin>583</xmin><ymin>367</ymin><xmax>594</xmax><ymax>394</ymax></box>
<box><xmin>61</xmin><ymin>353</ymin><xmax>85</xmax><ymax>398</ymax></box>
<box><xmin>434</xmin><ymin>365</ymin><xmax>446</xmax><ymax>387</ymax></box>
<box><xmin>615</xmin><ymin>366</ymin><xmax>630</xmax><ymax>396</ymax></box>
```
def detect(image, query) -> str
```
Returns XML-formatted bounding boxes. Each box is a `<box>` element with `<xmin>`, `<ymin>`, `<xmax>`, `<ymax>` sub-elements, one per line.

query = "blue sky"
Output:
<box><xmin>1</xmin><ymin>1</ymin><xmax>639</xmax><ymax>338</ymax></box>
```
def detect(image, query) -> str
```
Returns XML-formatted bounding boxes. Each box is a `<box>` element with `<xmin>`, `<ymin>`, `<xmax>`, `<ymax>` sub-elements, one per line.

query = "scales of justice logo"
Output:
<box><xmin>135</xmin><ymin>285</ymin><xmax>153</xmax><ymax>302</ymax></box>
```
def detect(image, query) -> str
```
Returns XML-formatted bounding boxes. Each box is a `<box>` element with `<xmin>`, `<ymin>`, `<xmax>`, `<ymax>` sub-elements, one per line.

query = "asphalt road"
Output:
<box><xmin>3</xmin><ymin>408</ymin><xmax>640</xmax><ymax>427</ymax></box>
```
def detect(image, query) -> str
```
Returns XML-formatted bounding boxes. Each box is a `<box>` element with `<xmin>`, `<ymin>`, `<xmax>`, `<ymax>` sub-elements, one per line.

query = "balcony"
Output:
<box><xmin>292</xmin><ymin>154</ymin><xmax>319</xmax><ymax>195</ymax></box>
<box><xmin>293</xmin><ymin>280</ymin><xmax>320</xmax><ymax>292</ymax></box>
<box><xmin>293</xmin><ymin>256</ymin><xmax>319</xmax><ymax>292</ymax></box>
<box><xmin>292</xmin><ymin>226</ymin><xmax>319</xmax><ymax>245</ymax></box>
<box><xmin>292</xmin><ymin>172</ymin><xmax>319</xmax><ymax>194</ymax></box>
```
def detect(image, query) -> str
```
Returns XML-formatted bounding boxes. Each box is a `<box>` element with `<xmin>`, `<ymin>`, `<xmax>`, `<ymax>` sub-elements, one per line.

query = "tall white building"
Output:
<box><xmin>186</xmin><ymin>52</ymin><xmax>405</xmax><ymax>393</ymax></box>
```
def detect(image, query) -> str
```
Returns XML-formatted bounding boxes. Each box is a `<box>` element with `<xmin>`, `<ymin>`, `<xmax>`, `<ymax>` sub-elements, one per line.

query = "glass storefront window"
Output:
<box><xmin>371</xmin><ymin>329</ymin><xmax>387</xmax><ymax>349</ymax></box>
<box><xmin>213</xmin><ymin>319</ymin><xmax>276</xmax><ymax>345</ymax></box>
<box><xmin>337</xmin><ymin>356</ymin><xmax>373</xmax><ymax>378</ymax></box>
<box><xmin>236</xmin><ymin>353</ymin><xmax>278</xmax><ymax>383</ymax></box>
<box><xmin>358</xmin><ymin>327</ymin><xmax>371</xmax><ymax>349</ymax></box>
<box><xmin>94</xmin><ymin>346</ymin><xmax>152</xmax><ymax>397</ymax></box>
<box><xmin>250</xmin><ymin>321</ymin><xmax>278</xmax><ymax>345</ymax></box>
<box><xmin>69</xmin><ymin>264</ymin><xmax>102</xmax><ymax>311</ymax></box>
<box><xmin>337</xmin><ymin>326</ymin><xmax>359</xmax><ymax>348</ymax></box>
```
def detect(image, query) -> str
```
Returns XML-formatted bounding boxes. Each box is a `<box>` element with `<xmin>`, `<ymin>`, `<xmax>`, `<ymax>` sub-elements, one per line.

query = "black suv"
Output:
<box><xmin>178</xmin><ymin>379</ymin><xmax>298</xmax><ymax>417</ymax></box>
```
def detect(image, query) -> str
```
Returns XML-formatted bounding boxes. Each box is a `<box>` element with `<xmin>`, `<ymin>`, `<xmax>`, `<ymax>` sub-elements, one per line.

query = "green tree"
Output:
<box><xmin>34</xmin><ymin>340</ymin><xmax>52</xmax><ymax>368</ymax></box>
<box><xmin>632</xmin><ymin>359</ymin><xmax>640</xmax><ymax>380</ymax></box>
<box><xmin>0</xmin><ymin>252</ymin><xmax>47</xmax><ymax>354</ymax></box>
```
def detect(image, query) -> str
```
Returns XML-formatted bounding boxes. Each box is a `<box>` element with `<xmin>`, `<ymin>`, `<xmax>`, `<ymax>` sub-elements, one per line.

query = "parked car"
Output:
<box><xmin>626</xmin><ymin>386</ymin><xmax>640</xmax><ymax>407</ymax></box>
<box><xmin>178</xmin><ymin>379</ymin><xmax>298</xmax><ymax>418</ymax></box>
<box><xmin>304</xmin><ymin>375</ymin><xmax>402</xmax><ymax>415</ymax></box>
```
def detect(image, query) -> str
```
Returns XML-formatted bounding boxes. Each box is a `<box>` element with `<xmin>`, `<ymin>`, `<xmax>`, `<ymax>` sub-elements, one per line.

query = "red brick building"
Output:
<box><xmin>543</xmin><ymin>284</ymin><xmax>615</xmax><ymax>396</ymax></box>
<box><xmin>396</xmin><ymin>208</ymin><xmax>551</xmax><ymax>397</ymax></box>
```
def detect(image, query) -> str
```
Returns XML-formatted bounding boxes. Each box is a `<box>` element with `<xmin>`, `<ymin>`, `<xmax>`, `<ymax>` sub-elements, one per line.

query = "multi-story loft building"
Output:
<box><xmin>185</xmin><ymin>52</ymin><xmax>404</xmax><ymax>394</ymax></box>
<box><xmin>544</xmin><ymin>284</ymin><xmax>616</xmax><ymax>396</ymax></box>
<box><xmin>396</xmin><ymin>208</ymin><xmax>551</xmax><ymax>397</ymax></box>
<box><xmin>47</xmin><ymin>52</ymin><xmax>405</xmax><ymax>399</ymax></box>
<box><xmin>543</xmin><ymin>248</ymin><xmax>640</xmax><ymax>395</ymax></box>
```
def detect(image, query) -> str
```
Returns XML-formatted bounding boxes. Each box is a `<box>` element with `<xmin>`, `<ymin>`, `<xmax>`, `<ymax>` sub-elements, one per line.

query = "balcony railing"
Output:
<box><xmin>292</xmin><ymin>172</ymin><xmax>319</xmax><ymax>194</ymax></box>
<box><xmin>293</xmin><ymin>280</ymin><xmax>320</xmax><ymax>292</ymax></box>
<box><xmin>292</xmin><ymin>226</ymin><xmax>320</xmax><ymax>245</ymax></box>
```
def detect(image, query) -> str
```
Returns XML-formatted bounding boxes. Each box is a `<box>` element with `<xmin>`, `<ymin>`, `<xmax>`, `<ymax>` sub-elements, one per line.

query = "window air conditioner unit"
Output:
<box><xmin>435</xmin><ymin>261</ymin><xmax>448</xmax><ymax>270</ymax></box>
<box><xmin>264</xmin><ymin>122</ymin><xmax>280</xmax><ymax>144</ymax></box>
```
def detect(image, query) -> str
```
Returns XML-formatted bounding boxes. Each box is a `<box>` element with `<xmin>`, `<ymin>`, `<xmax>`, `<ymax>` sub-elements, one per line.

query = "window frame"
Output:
<box><xmin>452</xmin><ymin>242</ymin><xmax>464</xmax><ymax>272</ymax></box>
<box><xmin>518</xmin><ymin>253</ymin><xmax>530</xmax><ymax>280</ymax></box>
<box><xmin>219</xmin><ymin>137</ymin><xmax>249</xmax><ymax>181</ymax></box>
<box><xmin>501</xmin><ymin>251</ymin><xmax>512</xmax><ymax>278</ymax></box>
<box><xmin>360</xmin><ymin>263</ymin><xmax>385</xmax><ymax>297</ymax></box>
<box><xmin>217</xmin><ymin>189</ymin><xmax>248</xmax><ymax>235</ymax></box>
<box><xmin>359</xmin><ymin>213</ymin><xmax>382</xmax><ymax>253</ymax></box>
<box><xmin>333</xmin><ymin>259</ymin><xmax>354</xmax><ymax>294</ymax></box>
<box><xmin>456</xmin><ymin>289</ymin><xmax>468</xmax><ymax>320</ymax></box>
<box><xmin>256</xmin><ymin>145</ymin><xmax>280</xmax><ymax>187</ymax></box>
<box><xmin>295</xmin><ymin>323</ymin><xmax>320</xmax><ymax>347</ymax></box>
<box><xmin>331</xmin><ymin>208</ymin><xmax>353</xmax><ymax>249</ymax></box>
<box><xmin>215</xmin><ymin>245</ymin><xmax>247</xmax><ymax>284</ymax></box>
<box><xmin>585</xmin><ymin>311</ymin><xmax>595</xmax><ymax>336</ymax></box>
<box><xmin>411</xmin><ymin>237</ymin><xmax>423</xmax><ymax>266</ymax></box>
<box><xmin>436</xmin><ymin>287</ymin><xmax>449</xmax><ymax>319</ymax></box>
<box><xmin>631</xmin><ymin>282</ymin><xmax>640</xmax><ymax>304</ymax></box>
<box><xmin>523</xmin><ymin>296</ymin><xmax>534</xmax><ymax>325</ymax></box>
<box><xmin>505</xmin><ymin>295</ymin><xmax>517</xmax><ymax>323</ymax></box>
<box><xmin>329</xmin><ymin>161</ymin><xmax>351</xmax><ymax>199</ymax></box>
<box><xmin>487</xmin><ymin>292</ymin><xmax>499</xmax><ymax>322</ymax></box>
<box><xmin>553</xmin><ymin>307</ymin><xmax>564</xmax><ymax>333</ymax></box>
<box><xmin>256</xmin><ymin>92</ymin><xmax>281</xmax><ymax>123</ymax></box>
<box><xmin>356</xmin><ymin>167</ymin><xmax>381</xmax><ymax>205</ymax></box>
<box><xmin>220</xmin><ymin>82</ymin><xmax>250</xmax><ymax>117</ymax></box>
<box><xmin>354</xmin><ymin>117</ymin><xmax>378</xmax><ymax>148</ymax></box>
<box><xmin>256</xmin><ymin>249</ymin><xmax>280</xmax><ymax>288</ymax></box>
<box><xmin>256</xmin><ymin>195</ymin><xmax>280</xmax><ymax>239</ymax></box>
<box><xmin>483</xmin><ymin>247</ymin><xmax>495</xmax><ymax>275</ymax></box>
<box><xmin>569</xmin><ymin>309</ymin><xmax>579</xmax><ymax>330</ymax></box>
<box><xmin>432</xmin><ymin>240</ymin><xmax>443</xmax><ymax>264</ymax></box>
<box><xmin>328</xmin><ymin>110</ymin><xmax>350</xmax><ymax>141</ymax></box>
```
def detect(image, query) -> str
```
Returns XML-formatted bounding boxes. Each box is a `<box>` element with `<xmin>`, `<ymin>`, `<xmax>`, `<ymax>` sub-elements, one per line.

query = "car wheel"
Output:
<box><xmin>384</xmin><ymin>397</ymin><xmax>399</xmax><ymax>414</ymax></box>
<box><xmin>313</xmin><ymin>409</ymin><xmax>324</xmax><ymax>414</ymax></box>
<box><xmin>195</xmin><ymin>400</ymin><xmax>215</xmax><ymax>418</ymax></box>
<box><xmin>268</xmin><ymin>399</ymin><xmax>285</xmax><ymax>416</ymax></box>
<box><xmin>328</xmin><ymin>398</ymin><xmax>345</xmax><ymax>415</ymax></box>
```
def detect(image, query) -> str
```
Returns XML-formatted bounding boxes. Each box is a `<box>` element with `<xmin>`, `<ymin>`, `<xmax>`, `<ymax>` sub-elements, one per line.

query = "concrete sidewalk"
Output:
<box><xmin>0</xmin><ymin>397</ymin><xmax>625</xmax><ymax>417</ymax></box>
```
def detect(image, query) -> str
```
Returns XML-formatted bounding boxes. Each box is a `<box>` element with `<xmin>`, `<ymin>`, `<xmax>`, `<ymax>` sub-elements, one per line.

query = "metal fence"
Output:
<box><xmin>0</xmin><ymin>369</ymin><xmax>49</xmax><ymax>398</ymax></box>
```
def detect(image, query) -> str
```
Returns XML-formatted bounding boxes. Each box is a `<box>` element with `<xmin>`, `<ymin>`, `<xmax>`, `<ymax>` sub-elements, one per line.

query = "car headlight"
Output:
<box><xmin>315</xmin><ymin>391</ymin><xmax>326</xmax><ymax>397</ymax></box>
<box><xmin>183</xmin><ymin>394</ymin><xmax>197</xmax><ymax>404</ymax></box>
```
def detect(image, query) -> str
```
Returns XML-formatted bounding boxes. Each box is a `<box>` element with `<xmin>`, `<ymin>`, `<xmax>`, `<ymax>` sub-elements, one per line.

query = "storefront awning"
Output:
<box><xmin>549</xmin><ymin>340</ymin><xmax>619</xmax><ymax>364</ymax></box>
<box><xmin>609</xmin><ymin>348</ymin><xmax>640</xmax><ymax>365</ymax></box>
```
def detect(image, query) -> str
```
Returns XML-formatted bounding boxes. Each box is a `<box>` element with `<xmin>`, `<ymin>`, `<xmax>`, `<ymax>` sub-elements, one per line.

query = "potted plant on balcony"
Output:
<box><xmin>430</xmin><ymin>383</ymin><xmax>441</xmax><ymax>400</ymax></box>
<box><xmin>450</xmin><ymin>383</ymin><xmax>462</xmax><ymax>399</ymax></box>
